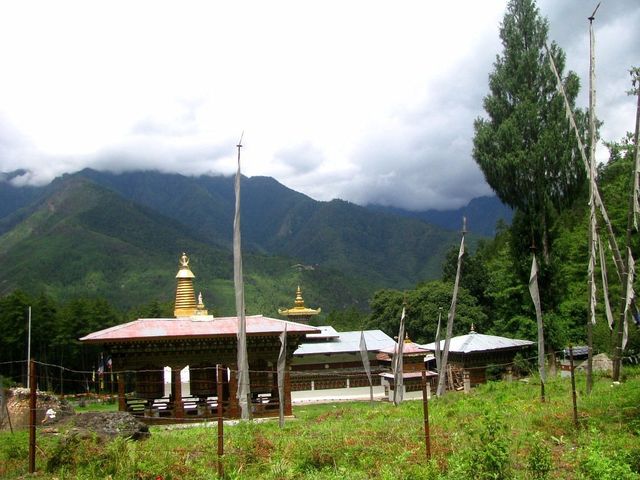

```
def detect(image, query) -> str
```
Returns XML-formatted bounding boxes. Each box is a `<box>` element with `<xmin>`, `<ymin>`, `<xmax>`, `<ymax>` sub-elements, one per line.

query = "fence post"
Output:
<box><xmin>569</xmin><ymin>345</ymin><xmax>579</xmax><ymax>428</ymax></box>
<box><xmin>216</xmin><ymin>364</ymin><xmax>224</xmax><ymax>479</ymax></box>
<box><xmin>421</xmin><ymin>370</ymin><xmax>431</xmax><ymax>460</ymax></box>
<box><xmin>28</xmin><ymin>359</ymin><xmax>37</xmax><ymax>473</ymax></box>
<box><xmin>463</xmin><ymin>370</ymin><xmax>471</xmax><ymax>394</ymax></box>
<box><xmin>0</xmin><ymin>386</ymin><xmax>14</xmax><ymax>433</ymax></box>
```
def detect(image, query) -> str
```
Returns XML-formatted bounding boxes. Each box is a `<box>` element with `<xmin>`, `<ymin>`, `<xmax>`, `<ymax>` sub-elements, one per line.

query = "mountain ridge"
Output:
<box><xmin>0</xmin><ymin>168</ymin><xmax>503</xmax><ymax>313</ymax></box>
<box><xmin>366</xmin><ymin>196</ymin><xmax>513</xmax><ymax>236</ymax></box>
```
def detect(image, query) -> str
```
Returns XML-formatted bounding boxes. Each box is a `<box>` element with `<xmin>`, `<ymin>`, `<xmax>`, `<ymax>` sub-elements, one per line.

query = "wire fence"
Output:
<box><xmin>0</xmin><ymin>350</ymin><xmax>635</xmax><ymax>476</ymax></box>
<box><xmin>3</xmin><ymin>347</ymin><xmax>637</xmax><ymax>393</ymax></box>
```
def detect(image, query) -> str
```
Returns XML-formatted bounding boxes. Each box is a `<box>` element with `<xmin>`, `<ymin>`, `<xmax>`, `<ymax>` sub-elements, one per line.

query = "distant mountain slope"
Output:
<box><xmin>0</xmin><ymin>171</ymin><xmax>44</xmax><ymax>220</ymax></box>
<box><xmin>78</xmin><ymin>169</ymin><xmax>318</xmax><ymax>251</ymax></box>
<box><xmin>72</xmin><ymin>169</ymin><xmax>466</xmax><ymax>286</ymax></box>
<box><xmin>367</xmin><ymin>196</ymin><xmax>513</xmax><ymax>236</ymax></box>
<box><xmin>273</xmin><ymin>198</ymin><xmax>456</xmax><ymax>286</ymax></box>
<box><xmin>0</xmin><ymin>169</ymin><xmax>480</xmax><ymax>310</ymax></box>
<box><xmin>0</xmin><ymin>176</ymin><xmax>373</xmax><ymax>314</ymax></box>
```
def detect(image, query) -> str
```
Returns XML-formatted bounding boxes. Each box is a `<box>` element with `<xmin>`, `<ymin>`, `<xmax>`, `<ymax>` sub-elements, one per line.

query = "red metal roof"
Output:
<box><xmin>80</xmin><ymin>315</ymin><xmax>320</xmax><ymax>344</ymax></box>
<box><xmin>378</xmin><ymin>342</ymin><xmax>429</xmax><ymax>356</ymax></box>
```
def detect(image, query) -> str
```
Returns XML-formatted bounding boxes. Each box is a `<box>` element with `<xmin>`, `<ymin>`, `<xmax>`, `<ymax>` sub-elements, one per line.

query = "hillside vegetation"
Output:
<box><xmin>2</xmin><ymin>371</ymin><xmax>639</xmax><ymax>479</ymax></box>
<box><xmin>367</xmin><ymin>139</ymin><xmax>640</xmax><ymax>356</ymax></box>
<box><xmin>0</xmin><ymin>174</ymin><xmax>375</xmax><ymax>313</ymax></box>
<box><xmin>0</xmin><ymin>169</ymin><xmax>478</xmax><ymax>308</ymax></box>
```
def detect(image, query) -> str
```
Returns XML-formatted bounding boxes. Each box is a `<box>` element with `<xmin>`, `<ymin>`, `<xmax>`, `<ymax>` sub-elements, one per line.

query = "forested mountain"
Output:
<box><xmin>0</xmin><ymin>169</ymin><xmax>479</xmax><ymax>305</ymax></box>
<box><xmin>75</xmin><ymin>169</ymin><xmax>470</xmax><ymax>285</ymax></box>
<box><xmin>367</xmin><ymin>195</ymin><xmax>513</xmax><ymax>237</ymax></box>
<box><xmin>0</xmin><ymin>169</ymin><xmax>484</xmax><ymax>317</ymax></box>
<box><xmin>0</xmin><ymin>174</ymin><xmax>378</xmax><ymax>314</ymax></box>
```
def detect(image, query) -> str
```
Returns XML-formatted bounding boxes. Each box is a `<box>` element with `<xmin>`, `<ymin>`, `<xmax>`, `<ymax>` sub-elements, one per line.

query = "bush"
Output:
<box><xmin>473</xmin><ymin>411</ymin><xmax>512</xmax><ymax>480</ymax></box>
<box><xmin>578</xmin><ymin>437</ymin><xmax>640</xmax><ymax>480</ymax></box>
<box><xmin>0</xmin><ymin>431</ymin><xmax>29</xmax><ymax>460</ymax></box>
<box><xmin>526</xmin><ymin>432</ymin><xmax>552</xmax><ymax>480</ymax></box>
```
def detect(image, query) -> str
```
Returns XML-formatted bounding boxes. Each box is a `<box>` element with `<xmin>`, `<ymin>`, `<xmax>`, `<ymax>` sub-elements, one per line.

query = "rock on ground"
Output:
<box><xmin>65</xmin><ymin>412</ymin><xmax>150</xmax><ymax>440</ymax></box>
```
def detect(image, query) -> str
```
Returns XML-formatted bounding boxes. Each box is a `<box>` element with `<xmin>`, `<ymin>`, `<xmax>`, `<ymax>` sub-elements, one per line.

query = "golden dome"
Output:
<box><xmin>174</xmin><ymin>252</ymin><xmax>197</xmax><ymax>317</ymax></box>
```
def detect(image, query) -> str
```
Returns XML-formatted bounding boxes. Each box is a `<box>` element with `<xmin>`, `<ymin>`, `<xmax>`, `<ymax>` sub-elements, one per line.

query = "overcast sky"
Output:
<box><xmin>0</xmin><ymin>1</ymin><xmax>638</xmax><ymax>210</ymax></box>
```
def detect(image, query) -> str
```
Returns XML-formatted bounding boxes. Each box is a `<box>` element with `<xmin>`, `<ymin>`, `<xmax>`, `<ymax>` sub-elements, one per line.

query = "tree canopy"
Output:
<box><xmin>472</xmin><ymin>0</ymin><xmax>587</xmax><ymax>264</ymax></box>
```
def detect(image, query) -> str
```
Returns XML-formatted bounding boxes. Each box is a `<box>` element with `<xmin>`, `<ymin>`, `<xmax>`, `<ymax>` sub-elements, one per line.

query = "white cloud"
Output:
<box><xmin>0</xmin><ymin>0</ymin><xmax>637</xmax><ymax>208</ymax></box>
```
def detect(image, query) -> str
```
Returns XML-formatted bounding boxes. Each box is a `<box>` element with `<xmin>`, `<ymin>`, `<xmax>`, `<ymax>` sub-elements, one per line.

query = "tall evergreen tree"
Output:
<box><xmin>473</xmin><ymin>0</ymin><xmax>587</xmax><ymax>267</ymax></box>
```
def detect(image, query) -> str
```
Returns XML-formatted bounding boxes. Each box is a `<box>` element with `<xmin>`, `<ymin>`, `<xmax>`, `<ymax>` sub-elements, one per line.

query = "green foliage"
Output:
<box><xmin>526</xmin><ymin>432</ymin><xmax>553</xmax><ymax>480</ymax></box>
<box><xmin>322</xmin><ymin>307</ymin><xmax>368</xmax><ymax>332</ymax></box>
<box><xmin>0</xmin><ymin>430</ymin><xmax>29</xmax><ymax>461</ymax></box>
<box><xmin>46</xmin><ymin>434</ymin><xmax>82</xmax><ymax>473</ymax></box>
<box><xmin>577</xmin><ymin>436</ymin><xmax>640</xmax><ymax>480</ymax></box>
<box><xmin>472</xmin><ymin>411</ymin><xmax>511</xmax><ymax>480</ymax></box>
<box><xmin>442</xmin><ymin>242</ymin><xmax>490</xmax><ymax>310</ymax></box>
<box><xmin>473</xmin><ymin>0</ymin><xmax>586</xmax><ymax>258</ymax></box>
<box><xmin>365</xmin><ymin>280</ymin><xmax>487</xmax><ymax>343</ymax></box>
<box><xmin>2</xmin><ymin>369</ymin><xmax>640</xmax><ymax>479</ymax></box>
<box><xmin>432</xmin><ymin>130</ymin><xmax>640</xmax><ymax>353</ymax></box>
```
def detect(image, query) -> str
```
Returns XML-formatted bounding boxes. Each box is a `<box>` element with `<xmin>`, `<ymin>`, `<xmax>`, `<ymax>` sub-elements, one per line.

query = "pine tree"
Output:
<box><xmin>473</xmin><ymin>0</ymin><xmax>587</xmax><ymax>267</ymax></box>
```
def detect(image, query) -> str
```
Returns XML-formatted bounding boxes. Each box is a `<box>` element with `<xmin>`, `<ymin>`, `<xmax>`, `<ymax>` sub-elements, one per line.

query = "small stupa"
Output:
<box><xmin>278</xmin><ymin>286</ymin><xmax>320</xmax><ymax>325</ymax></box>
<box><xmin>173</xmin><ymin>253</ymin><xmax>209</xmax><ymax>317</ymax></box>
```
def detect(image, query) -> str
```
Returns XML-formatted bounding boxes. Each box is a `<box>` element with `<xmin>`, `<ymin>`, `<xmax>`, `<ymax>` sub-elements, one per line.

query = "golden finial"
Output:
<box><xmin>295</xmin><ymin>286</ymin><xmax>305</xmax><ymax>308</ymax></box>
<box><xmin>403</xmin><ymin>333</ymin><xmax>412</xmax><ymax>344</ymax></box>
<box><xmin>174</xmin><ymin>252</ymin><xmax>197</xmax><ymax>317</ymax></box>
<box><xmin>278</xmin><ymin>285</ymin><xmax>321</xmax><ymax>325</ymax></box>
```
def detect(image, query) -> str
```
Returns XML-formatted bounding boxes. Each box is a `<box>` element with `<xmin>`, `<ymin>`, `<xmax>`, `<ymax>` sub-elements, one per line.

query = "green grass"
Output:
<box><xmin>72</xmin><ymin>398</ymin><xmax>119</xmax><ymax>413</ymax></box>
<box><xmin>2</xmin><ymin>369</ymin><xmax>640</xmax><ymax>479</ymax></box>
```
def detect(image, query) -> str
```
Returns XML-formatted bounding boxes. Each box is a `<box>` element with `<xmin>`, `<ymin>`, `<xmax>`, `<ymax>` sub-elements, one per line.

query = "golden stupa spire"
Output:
<box><xmin>174</xmin><ymin>252</ymin><xmax>198</xmax><ymax>317</ymax></box>
<box><xmin>294</xmin><ymin>286</ymin><xmax>305</xmax><ymax>308</ymax></box>
<box><xmin>278</xmin><ymin>286</ymin><xmax>321</xmax><ymax>325</ymax></box>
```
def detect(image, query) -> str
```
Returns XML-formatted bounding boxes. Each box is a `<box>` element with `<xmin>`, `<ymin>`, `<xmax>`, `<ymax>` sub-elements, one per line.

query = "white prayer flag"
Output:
<box><xmin>623</xmin><ymin>249</ymin><xmax>636</xmax><ymax>350</ymax></box>
<box><xmin>633</xmin><ymin>123</ymin><xmax>639</xmax><ymax>230</ymax></box>
<box><xmin>359</xmin><ymin>330</ymin><xmax>374</xmax><ymax>404</ymax></box>
<box><xmin>588</xmin><ymin>209</ymin><xmax>598</xmax><ymax>325</ymax></box>
<box><xmin>529</xmin><ymin>254</ymin><xmax>546</xmax><ymax>383</ymax></box>
<box><xmin>234</xmin><ymin>141</ymin><xmax>251</xmax><ymax>420</ymax></box>
<box><xmin>392</xmin><ymin>307</ymin><xmax>406</xmax><ymax>406</ymax></box>
<box><xmin>597</xmin><ymin>235</ymin><xmax>615</xmax><ymax>330</ymax></box>
<box><xmin>434</xmin><ymin>310</ymin><xmax>442</xmax><ymax>374</ymax></box>
<box><xmin>277</xmin><ymin>323</ymin><xmax>287</xmax><ymax>428</ymax></box>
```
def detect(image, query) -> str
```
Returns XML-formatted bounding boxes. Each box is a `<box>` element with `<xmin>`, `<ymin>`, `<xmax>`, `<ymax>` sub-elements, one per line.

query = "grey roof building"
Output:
<box><xmin>421</xmin><ymin>327</ymin><xmax>534</xmax><ymax>386</ymax></box>
<box><xmin>422</xmin><ymin>330</ymin><xmax>533</xmax><ymax>354</ymax></box>
<box><xmin>291</xmin><ymin>327</ymin><xmax>396</xmax><ymax>391</ymax></box>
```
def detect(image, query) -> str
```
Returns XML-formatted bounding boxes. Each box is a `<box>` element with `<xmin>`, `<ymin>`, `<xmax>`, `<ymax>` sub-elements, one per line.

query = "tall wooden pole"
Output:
<box><xmin>613</xmin><ymin>69</ymin><xmax>640</xmax><ymax>380</ymax></box>
<box><xmin>421</xmin><ymin>371</ymin><xmax>431</xmax><ymax>460</ymax></box>
<box><xmin>569</xmin><ymin>346</ymin><xmax>579</xmax><ymax>429</ymax></box>
<box><xmin>216</xmin><ymin>365</ymin><xmax>224</xmax><ymax>479</ymax></box>
<box><xmin>234</xmin><ymin>134</ymin><xmax>251</xmax><ymax>420</ymax></box>
<box><xmin>586</xmin><ymin>4</ymin><xmax>599</xmax><ymax>395</ymax></box>
<box><xmin>26</xmin><ymin>307</ymin><xmax>32</xmax><ymax>389</ymax></box>
<box><xmin>436</xmin><ymin>218</ymin><xmax>466</xmax><ymax>397</ymax></box>
<box><xmin>28</xmin><ymin>359</ymin><xmax>36</xmax><ymax>473</ymax></box>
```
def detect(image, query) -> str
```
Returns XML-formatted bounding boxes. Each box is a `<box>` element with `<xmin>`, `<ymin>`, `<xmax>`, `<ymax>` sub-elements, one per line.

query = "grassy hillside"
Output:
<box><xmin>2</xmin><ymin>370</ymin><xmax>639</xmax><ymax>478</ymax></box>
<box><xmin>0</xmin><ymin>176</ymin><xmax>373</xmax><ymax>315</ymax></box>
<box><xmin>0</xmin><ymin>169</ymin><xmax>472</xmax><ymax>314</ymax></box>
